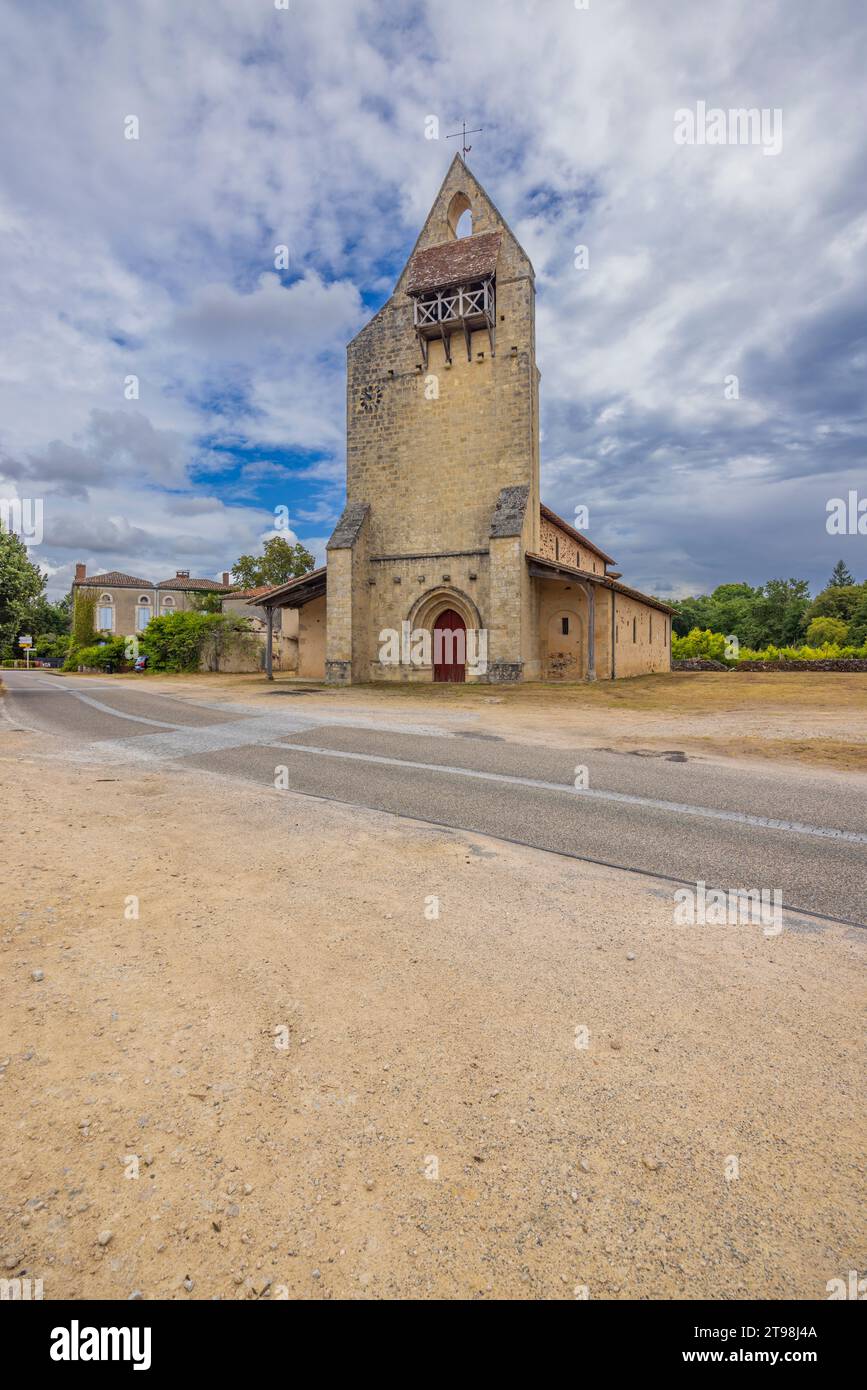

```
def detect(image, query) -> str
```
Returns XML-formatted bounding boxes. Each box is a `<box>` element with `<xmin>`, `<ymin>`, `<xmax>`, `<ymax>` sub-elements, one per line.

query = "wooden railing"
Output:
<box><xmin>412</xmin><ymin>279</ymin><xmax>494</xmax><ymax>328</ymax></box>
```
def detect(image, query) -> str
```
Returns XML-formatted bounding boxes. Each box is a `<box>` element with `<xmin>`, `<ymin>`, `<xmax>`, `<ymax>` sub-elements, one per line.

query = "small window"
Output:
<box><xmin>561</xmin><ymin>616</ymin><xmax>569</xmax><ymax>636</ymax></box>
<box><xmin>632</xmin><ymin>617</ymin><xmax>637</xmax><ymax>643</ymax></box>
<box><xmin>554</xmin><ymin>537</ymin><xmax>560</xmax><ymax>561</ymax></box>
<box><xmin>97</xmin><ymin>606</ymin><xmax>113</xmax><ymax>631</ymax></box>
<box><xmin>162</xmin><ymin>595</ymin><xmax>175</xmax><ymax>610</ymax></box>
<box><xmin>649</xmin><ymin>615</ymin><xmax>653</xmax><ymax>641</ymax></box>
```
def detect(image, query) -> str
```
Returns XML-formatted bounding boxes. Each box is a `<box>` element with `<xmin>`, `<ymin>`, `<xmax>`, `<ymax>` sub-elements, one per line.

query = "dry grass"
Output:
<box><xmin>347</xmin><ymin>671</ymin><xmax>867</xmax><ymax>714</ymax></box>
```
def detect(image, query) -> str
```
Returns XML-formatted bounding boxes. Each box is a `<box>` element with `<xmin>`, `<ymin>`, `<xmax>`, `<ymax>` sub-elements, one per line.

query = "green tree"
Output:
<box><xmin>806</xmin><ymin>616</ymin><xmax>848</xmax><ymax>647</ymax></box>
<box><xmin>847</xmin><ymin>591</ymin><xmax>867</xmax><ymax>648</ymax></box>
<box><xmin>190</xmin><ymin>591</ymin><xmax>224</xmax><ymax>614</ymax></box>
<box><xmin>35</xmin><ymin>632</ymin><xmax>72</xmax><ymax>659</ymax></box>
<box><xmin>828</xmin><ymin>559</ymin><xmax>855</xmax><ymax>588</ymax></box>
<box><xmin>805</xmin><ymin>582</ymin><xmax>866</xmax><ymax>626</ymax></box>
<box><xmin>0</xmin><ymin>522</ymin><xmax>44</xmax><ymax>653</ymax></box>
<box><xmin>231</xmin><ymin>536</ymin><xmax>315</xmax><ymax>590</ymax></box>
<box><xmin>669</xmin><ymin>594</ymin><xmax>716</xmax><ymax>637</ymax></box>
<box><xmin>747</xmin><ymin>578</ymin><xmax>811</xmax><ymax>647</ymax></box>
<box><xmin>18</xmin><ymin>592</ymin><xmax>70</xmax><ymax>640</ymax></box>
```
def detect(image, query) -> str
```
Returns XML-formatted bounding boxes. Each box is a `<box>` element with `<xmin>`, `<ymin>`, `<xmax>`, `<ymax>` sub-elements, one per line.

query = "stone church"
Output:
<box><xmin>263</xmin><ymin>155</ymin><xmax>672</xmax><ymax>683</ymax></box>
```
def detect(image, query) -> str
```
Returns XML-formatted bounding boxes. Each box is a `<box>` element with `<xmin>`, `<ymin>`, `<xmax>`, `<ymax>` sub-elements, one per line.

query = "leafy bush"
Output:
<box><xmin>674</xmin><ymin>626</ymin><xmax>867</xmax><ymax>665</ymax></box>
<box><xmin>671</xmin><ymin>628</ymin><xmax>730</xmax><ymax>663</ymax></box>
<box><xmin>140</xmin><ymin>611</ymin><xmax>214</xmax><ymax>671</ymax></box>
<box><xmin>35</xmin><ymin>633</ymin><xmax>72</xmax><ymax>659</ymax></box>
<box><xmin>141</xmin><ymin>610</ymin><xmax>257</xmax><ymax>672</ymax></box>
<box><xmin>65</xmin><ymin>635</ymin><xmax>131</xmax><ymax>671</ymax></box>
<box><xmin>806</xmin><ymin>616</ymin><xmax>849</xmax><ymax>647</ymax></box>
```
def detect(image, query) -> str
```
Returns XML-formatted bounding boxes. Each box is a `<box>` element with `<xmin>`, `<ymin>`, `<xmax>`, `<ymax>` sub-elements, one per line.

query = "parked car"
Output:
<box><xmin>134</xmin><ymin>654</ymin><xmax>149</xmax><ymax>672</ymax></box>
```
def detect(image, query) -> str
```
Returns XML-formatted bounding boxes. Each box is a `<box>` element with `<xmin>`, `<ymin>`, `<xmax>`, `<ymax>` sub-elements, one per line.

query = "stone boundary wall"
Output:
<box><xmin>673</xmin><ymin>658</ymin><xmax>867</xmax><ymax>672</ymax></box>
<box><xmin>735</xmin><ymin>659</ymin><xmax>867</xmax><ymax>672</ymax></box>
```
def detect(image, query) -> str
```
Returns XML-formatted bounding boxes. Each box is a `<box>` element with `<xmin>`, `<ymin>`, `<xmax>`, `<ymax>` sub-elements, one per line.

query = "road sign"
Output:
<box><xmin>18</xmin><ymin>635</ymin><xmax>32</xmax><ymax>647</ymax></box>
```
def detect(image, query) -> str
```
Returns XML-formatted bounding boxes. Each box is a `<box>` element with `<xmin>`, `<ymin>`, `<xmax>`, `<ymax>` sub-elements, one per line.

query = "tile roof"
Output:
<box><xmin>226</xmin><ymin>585</ymin><xmax>280</xmax><ymax>600</ymax></box>
<box><xmin>526</xmin><ymin>552</ymin><xmax>675</xmax><ymax>614</ymax></box>
<box><xmin>260</xmin><ymin>566</ymin><xmax>327</xmax><ymax>606</ymax></box>
<box><xmin>156</xmin><ymin>576</ymin><xmax>231</xmax><ymax>591</ymax></box>
<box><xmin>75</xmin><ymin>571</ymin><xmax>153</xmax><ymax>588</ymax></box>
<box><xmin>76</xmin><ymin>571</ymin><xmax>231</xmax><ymax>591</ymax></box>
<box><xmin>406</xmin><ymin>231</ymin><xmax>502</xmax><ymax>295</ymax></box>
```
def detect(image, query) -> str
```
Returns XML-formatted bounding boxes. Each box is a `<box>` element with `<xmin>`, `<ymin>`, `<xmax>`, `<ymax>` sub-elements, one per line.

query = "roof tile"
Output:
<box><xmin>406</xmin><ymin>231</ymin><xmax>502</xmax><ymax>295</ymax></box>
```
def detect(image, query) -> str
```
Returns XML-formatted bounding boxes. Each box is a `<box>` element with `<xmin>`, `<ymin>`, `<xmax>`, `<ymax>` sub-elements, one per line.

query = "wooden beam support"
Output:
<box><xmin>265</xmin><ymin>604</ymin><xmax>273</xmax><ymax>681</ymax></box>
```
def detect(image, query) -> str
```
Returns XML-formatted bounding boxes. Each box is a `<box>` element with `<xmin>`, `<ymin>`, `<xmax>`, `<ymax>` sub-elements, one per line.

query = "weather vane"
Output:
<box><xmin>446</xmin><ymin>120</ymin><xmax>483</xmax><ymax>159</ymax></box>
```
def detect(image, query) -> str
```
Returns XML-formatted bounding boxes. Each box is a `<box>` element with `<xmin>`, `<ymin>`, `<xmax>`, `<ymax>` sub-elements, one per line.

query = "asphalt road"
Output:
<box><xmin>4</xmin><ymin>669</ymin><xmax>866</xmax><ymax>925</ymax></box>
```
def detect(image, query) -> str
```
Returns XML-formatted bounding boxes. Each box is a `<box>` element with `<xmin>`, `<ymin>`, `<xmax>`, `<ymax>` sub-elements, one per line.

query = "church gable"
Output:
<box><xmin>393</xmin><ymin>154</ymin><xmax>534</xmax><ymax>297</ymax></box>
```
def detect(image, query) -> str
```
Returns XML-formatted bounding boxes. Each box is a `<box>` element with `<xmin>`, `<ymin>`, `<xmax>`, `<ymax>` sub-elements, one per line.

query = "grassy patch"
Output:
<box><xmin>355</xmin><ymin>671</ymin><xmax>867</xmax><ymax>715</ymax></box>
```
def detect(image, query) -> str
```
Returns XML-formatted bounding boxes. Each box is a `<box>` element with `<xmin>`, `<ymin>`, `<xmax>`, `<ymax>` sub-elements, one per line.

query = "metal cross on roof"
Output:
<box><xmin>446</xmin><ymin>120</ymin><xmax>483</xmax><ymax>159</ymax></box>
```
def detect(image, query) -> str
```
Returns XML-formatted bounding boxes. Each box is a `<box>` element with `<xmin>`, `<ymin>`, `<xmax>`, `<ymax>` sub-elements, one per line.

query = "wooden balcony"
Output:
<box><xmin>411</xmin><ymin>278</ymin><xmax>495</xmax><ymax>366</ymax></box>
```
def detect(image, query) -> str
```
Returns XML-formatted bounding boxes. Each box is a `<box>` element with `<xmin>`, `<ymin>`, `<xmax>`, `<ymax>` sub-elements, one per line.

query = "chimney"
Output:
<box><xmin>222</xmin><ymin>571</ymin><xmax>229</xmax><ymax>586</ymax></box>
<box><xmin>176</xmin><ymin>569</ymin><xmax>190</xmax><ymax>579</ymax></box>
<box><xmin>74</xmin><ymin>562</ymin><xmax>86</xmax><ymax>582</ymax></box>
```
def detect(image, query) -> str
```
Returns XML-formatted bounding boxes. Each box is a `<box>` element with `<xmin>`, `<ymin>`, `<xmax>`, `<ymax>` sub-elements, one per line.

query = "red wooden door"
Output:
<box><xmin>433</xmin><ymin>609</ymin><xmax>466</xmax><ymax>682</ymax></box>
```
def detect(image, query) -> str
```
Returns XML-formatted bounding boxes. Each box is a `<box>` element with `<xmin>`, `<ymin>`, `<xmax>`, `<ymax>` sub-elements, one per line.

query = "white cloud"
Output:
<box><xmin>0</xmin><ymin>0</ymin><xmax>864</xmax><ymax>597</ymax></box>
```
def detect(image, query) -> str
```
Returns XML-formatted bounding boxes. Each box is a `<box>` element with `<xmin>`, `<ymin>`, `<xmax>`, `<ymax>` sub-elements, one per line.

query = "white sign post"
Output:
<box><xmin>18</xmin><ymin>634</ymin><xmax>32</xmax><ymax>670</ymax></box>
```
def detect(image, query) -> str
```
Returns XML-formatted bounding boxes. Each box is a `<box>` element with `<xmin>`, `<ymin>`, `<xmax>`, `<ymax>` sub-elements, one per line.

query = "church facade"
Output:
<box><xmin>264</xmin><ymin>156</ymin><xmax>672</xmax><ymax>683</ymax></box>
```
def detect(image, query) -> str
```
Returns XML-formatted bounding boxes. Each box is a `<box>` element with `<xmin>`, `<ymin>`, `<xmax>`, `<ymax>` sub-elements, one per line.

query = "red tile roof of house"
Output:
<box><xmin>77</xmin><ymin>571</ymin><xmax>231</xmax><ymax>591</ymax></box>
<box><xmin>156</xmin><ymin>576</ymin><xmax>231</xmax><ymax>591</ymax></box>
<box><xmin>406</xmin><ymin>231</ymin><xmax>502</xmax><ymax>295</ymax></box>
<box><xmin>75</xmin><ymin>571</ymin><xmax>153</xmax><ymax>588</ymax></box>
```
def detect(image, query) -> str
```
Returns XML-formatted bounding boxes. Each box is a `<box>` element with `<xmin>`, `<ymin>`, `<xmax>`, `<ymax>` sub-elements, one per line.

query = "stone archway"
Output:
<box><xmin>407</xmin><ymin>586</ymin><xmax>484</xmax><ymax>682</ymax></box>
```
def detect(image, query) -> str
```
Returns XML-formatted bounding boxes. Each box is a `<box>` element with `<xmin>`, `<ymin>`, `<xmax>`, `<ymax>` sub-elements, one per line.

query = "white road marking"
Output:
<box><xmin>267</xmin><ymin>742</ymin><xmax>867</xmax><ymax>844</ymax></box>
<box><xmin>5</xmin><ymin>674</ymin><xmax>865</xmax><ymax>844</ymax></box>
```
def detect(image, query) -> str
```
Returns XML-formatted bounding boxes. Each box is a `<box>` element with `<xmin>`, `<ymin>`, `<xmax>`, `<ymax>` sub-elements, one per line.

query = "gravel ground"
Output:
<box><xmin>0</xmin><ymin>729</ymin><xmax>863</xmax><ymax>1300</ymax></box>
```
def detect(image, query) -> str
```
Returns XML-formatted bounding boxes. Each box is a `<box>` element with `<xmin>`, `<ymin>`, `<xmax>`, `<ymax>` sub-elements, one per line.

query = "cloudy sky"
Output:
<box><xmin>1</xmin><ymin>0</ymin><xmax>865</xmax><ymax>599</ymax></box>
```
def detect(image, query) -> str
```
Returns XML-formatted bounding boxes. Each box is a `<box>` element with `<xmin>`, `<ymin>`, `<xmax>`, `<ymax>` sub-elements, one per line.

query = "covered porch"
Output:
<box><xmin>527</xmin><ymin>554</ymin><xmax>609</xmax><ymax>681</ymax></box>
<box><xmin>260</xmin><ymin>567</ymin><xmax>327</xmax><ymax>681</ymax></box>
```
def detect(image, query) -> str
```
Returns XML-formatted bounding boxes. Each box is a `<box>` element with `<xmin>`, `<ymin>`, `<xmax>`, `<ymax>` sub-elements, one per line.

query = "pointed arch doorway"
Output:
<box><xmin>433</xmin><ymin>608</ymin><xmax>466</xmax><ymax>682</ymax></box>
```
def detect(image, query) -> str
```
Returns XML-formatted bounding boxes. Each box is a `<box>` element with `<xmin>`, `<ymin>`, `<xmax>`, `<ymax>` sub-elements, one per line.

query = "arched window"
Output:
<box><xmin>97</xmin><ymin>595</ymin><xmax>114</xmax><ymax>632</ymax></box>
<box><xmin>161</xmin><ymin>595</ymin><xmax>175</xmax><ymax>612</ymax></box>
<box><xmin>446</xmin><ymin>191</ymin><xmax>472</xmax><ymax>239</ymax></box>
<box><xmin>136</xmin><ymin>595</ymin><xmax>151</xmax><ymax>631</ymax></box>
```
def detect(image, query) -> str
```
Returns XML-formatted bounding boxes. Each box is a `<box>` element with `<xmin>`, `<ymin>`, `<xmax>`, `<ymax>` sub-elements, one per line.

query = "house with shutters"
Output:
<box><xmin>71</xmin><ymin>564</ymin><xmax>232</xmax><ymax>637</ymax></box>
